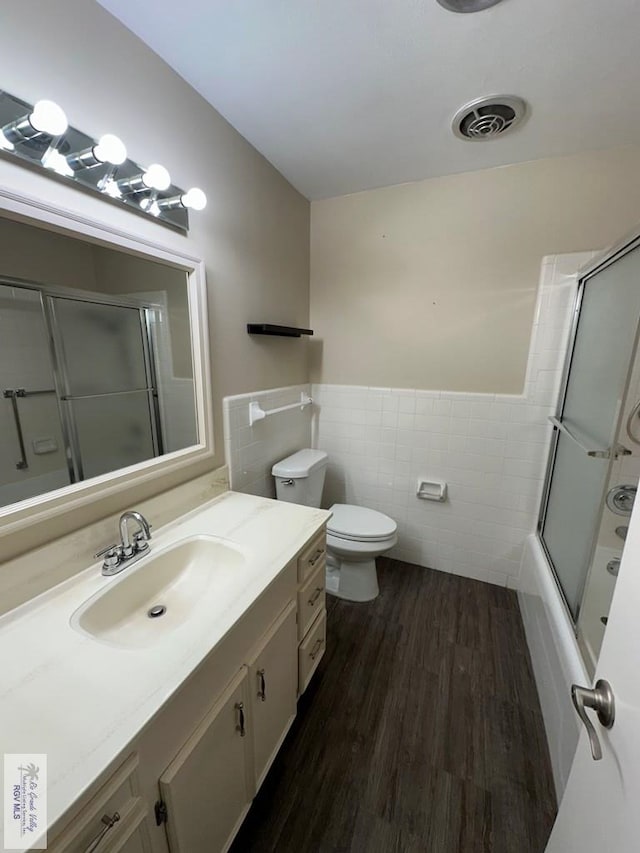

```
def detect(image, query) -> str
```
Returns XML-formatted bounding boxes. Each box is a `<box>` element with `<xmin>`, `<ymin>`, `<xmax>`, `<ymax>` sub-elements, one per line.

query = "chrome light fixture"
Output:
<box><xmin>117</xmin><ymin>163</ymin><xmax>172</xmax><ymax>195</ymax></box>
<box><xmin>0</xmin><ymin>88</ymin><xmax>206</xmax><ymax>232</ymax></box>
<box><xmin>1</xmin><ymin>99</ymin><xmax>68</xmax><ymax>148</ymax></box>
<box><xmin>158</xmin><ymin>187</ymin><xmax>207</xmax><ymax>211</ymax></box>
<box><xmin>143</xmin><ymin>187</ymin><xmax>208</xmax><ymax>219</ymax></box>
<box><xmin>67</xmin><ymin>133</ymin><xmax>127</xmax><ymax>170</ymax></box>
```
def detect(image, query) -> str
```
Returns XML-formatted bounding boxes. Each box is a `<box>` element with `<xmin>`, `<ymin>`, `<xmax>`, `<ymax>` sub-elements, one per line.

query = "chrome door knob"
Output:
<box><xmin>570</xmin><ymin>679</ymin><xmax>615</xmax><ymax>761</ymax></box>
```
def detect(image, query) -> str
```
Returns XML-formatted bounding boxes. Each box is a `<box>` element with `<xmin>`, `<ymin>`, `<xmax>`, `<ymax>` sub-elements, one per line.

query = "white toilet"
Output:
<box><xmin>272</xmin><ymin>449</ymin><xmax>397</xmax><ymax>602</ymax></box>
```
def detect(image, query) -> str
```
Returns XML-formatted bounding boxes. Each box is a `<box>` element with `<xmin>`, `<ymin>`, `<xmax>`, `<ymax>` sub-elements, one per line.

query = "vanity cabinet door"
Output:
<box><xmin>158</xmin><ymin>667</ymin><xmax>251</xmax><ymax>853</ymax></box>
<box><xmin>247</xmin><ymin>600</ymin><xmax>298</xmax><ymax>790</ymax></box>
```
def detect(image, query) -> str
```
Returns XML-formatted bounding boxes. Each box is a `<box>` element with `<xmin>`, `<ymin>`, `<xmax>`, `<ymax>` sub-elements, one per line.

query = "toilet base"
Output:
<box><xmin>326</xmin><ymin>556</ymin><xmax>379</xmax><ymax>602</ymax></box>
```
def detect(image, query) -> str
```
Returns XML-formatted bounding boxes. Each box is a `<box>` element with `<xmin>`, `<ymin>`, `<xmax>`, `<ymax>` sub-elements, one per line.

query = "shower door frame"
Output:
<box><xmin>537</xmin><ymin>228</ymin><xmax>640</xmax><ymax>627</ymax></box>
<box><xmin>0</xmin><ymin>275</ymin><xmax>164</xmax><ymax>485</ymax></box>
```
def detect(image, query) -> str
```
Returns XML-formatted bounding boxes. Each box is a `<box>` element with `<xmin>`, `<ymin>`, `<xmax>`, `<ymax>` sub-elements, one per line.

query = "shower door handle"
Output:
<box><xmin>570</xmin><ymin>679</ymin><xmax>615</xmax><ymax>761</ymax></box>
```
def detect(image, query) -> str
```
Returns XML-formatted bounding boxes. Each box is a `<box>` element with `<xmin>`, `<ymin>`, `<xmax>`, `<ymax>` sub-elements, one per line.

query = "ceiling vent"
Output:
<box><xmin>437</xmin><ymin>0</ymin><xmax>505</xmax><ymax>11</ymax></box>
<box><xmin>452</xmin><ymin>95</ymin><xmax>527</xmax><ymax>140</ymax></box>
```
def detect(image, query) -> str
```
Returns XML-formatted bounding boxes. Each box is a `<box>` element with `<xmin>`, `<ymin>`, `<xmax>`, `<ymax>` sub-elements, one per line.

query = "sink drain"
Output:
<box><xmin>147</xmin><ymin>604</ymin><xmax>167</xmax><ymax>618</ymax></box>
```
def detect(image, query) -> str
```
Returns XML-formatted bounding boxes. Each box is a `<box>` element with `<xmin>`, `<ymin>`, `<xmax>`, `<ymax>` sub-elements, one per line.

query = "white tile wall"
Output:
<box><xmin>223</xmin><ymin>384</ymin><xmax>312</xmax><ymax>497</ymax></box>
<box><xmin>224</xmin><ymin>253</ymin><xmax>592</xmax><ymax>587</ymax></box>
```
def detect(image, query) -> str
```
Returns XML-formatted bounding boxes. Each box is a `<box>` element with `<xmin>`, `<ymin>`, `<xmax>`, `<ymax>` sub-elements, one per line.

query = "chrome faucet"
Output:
<box><xmin>119</xmin><ymin>510</ymin><xmax>152</xmax><ymax>557</ymax></box>
<box><xmin>95</xmin><ymin>510</ymin><xmax>153</xmax><ymax>576</ymax></box>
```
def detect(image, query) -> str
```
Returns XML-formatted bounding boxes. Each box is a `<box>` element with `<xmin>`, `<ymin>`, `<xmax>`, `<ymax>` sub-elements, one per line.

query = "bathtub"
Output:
<box><xmin>518</xmin><ymin>534</ymin><xmax>589</xmax><ymax>800</ymax></box>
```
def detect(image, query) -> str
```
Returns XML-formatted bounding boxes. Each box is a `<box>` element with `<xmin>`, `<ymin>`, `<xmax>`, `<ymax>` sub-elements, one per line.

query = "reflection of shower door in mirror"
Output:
<box><xmin>539</xmin><ymin>243</ymin><xmax>640</xmax><ymax>621</ymax></box>
<box><xmin>0</xmin><ymin>285</ymin><xmax>71</xmax><ymax>507</ymax></box>
<box><xmin>48</xmin><ymin>297</ymin><xmax>161</xmax><ymax>481</ymax></box>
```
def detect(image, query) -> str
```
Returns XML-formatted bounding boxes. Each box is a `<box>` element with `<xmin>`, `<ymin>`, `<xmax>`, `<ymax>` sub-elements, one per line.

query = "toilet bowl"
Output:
<box><xmin>325</xmin><ymin>504</ymin><xmax>397</xmax><ymax>602</ymax></box>
<box><xmin>271</xmin><ymin>449</ymin><xmax>397</xmax><ymax>602</ymax></box>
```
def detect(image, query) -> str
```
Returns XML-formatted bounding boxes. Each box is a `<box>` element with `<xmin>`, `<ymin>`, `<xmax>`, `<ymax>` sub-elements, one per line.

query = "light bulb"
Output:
<box><xmin>181</xmin><ymin>187</ymin><xmax>207</xmax><ymax>211</ymax></box>
<box><xmin>93</xmin><ymin>134</ymin><xmax>127</xmax><ymax>166</ymax></box>
<box><xmin>43</xmin><ymin>149</ymin><xmax>74</xmax><ymax>177</ymax></box>
<box><xmin>101</xmin><ymin>178</ymin><xmax>122</xmax><ymax>198</ymax></box>
<box><xmin>29</xmin><ymin>100</ymin><xmax>68</xmax><ymax>137</ymax></box>
<box><xmin>139</xmin><ymin>197</ymin><xmax>161</xmax><ymax>217</ymax></box>
<box><xmin>143</xmin><ymin>163</ymin><xmax>171</xmax><ymax>191</ymax></box>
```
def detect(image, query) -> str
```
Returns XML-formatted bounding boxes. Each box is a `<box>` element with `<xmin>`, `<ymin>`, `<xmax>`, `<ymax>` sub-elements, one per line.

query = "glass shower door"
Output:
<box><xmin>49</xmin><ymin>297</ymin><xmax>158</xmax><ymax>480</ymax></box>
<box><xmin>0</xmin><ymin>284</ymin><xmax>70</xmax><ymax>506</ymax></box>
<box><xmin>540</xmin><ymin>243</ymin><xmax>640</xmax><ymax>619</ymax></box>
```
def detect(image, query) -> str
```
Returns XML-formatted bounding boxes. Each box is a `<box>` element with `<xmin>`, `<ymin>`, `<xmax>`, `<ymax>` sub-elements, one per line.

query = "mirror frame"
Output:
<box><xmin>0</xmin><ymin>183</ymin><xmax>214</xmax><ymax>539</ymax></box>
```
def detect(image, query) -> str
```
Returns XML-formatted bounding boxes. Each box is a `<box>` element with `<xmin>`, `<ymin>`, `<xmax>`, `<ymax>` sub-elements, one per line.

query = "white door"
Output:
<box><xmin>546</xmin><ymin>490</ymin><xmax>640</xmax><ymax>850</ymax></box>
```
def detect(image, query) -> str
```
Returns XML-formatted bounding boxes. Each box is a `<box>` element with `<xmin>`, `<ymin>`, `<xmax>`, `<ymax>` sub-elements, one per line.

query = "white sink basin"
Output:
<box><xmin>71</xmin><ymin>535</ymin><xmax>248</xmax><ymax>649</ymax></box>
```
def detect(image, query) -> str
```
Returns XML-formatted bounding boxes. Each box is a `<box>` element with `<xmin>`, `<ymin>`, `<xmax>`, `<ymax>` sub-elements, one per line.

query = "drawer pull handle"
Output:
<box><xmin>235</xmin><ymin>701</ymin><xmax>246</xmax><ymax>737</ymax></box>
<box><xmin>309</xmin><ymin>637</ymin><xmax>324</xmax><ymax>661</ymax></box>
<box><xmin>84</xmin><ymin>812</ymin><xmax>120</xmax><ymax>853</ymax></box>
<box><xmin>309</xmin><ymin>548</ymin><xmax>325</xmax><ymax>567</ymax></box>
<box><xmin>308</xmin><ymin>587</ymin><xmax>323</xmax><ymax>606</ymax></box>
<box><xmin>257</xmin><ymin>668</ymin><xmax>266</xmax><ymax>702</ymax></box>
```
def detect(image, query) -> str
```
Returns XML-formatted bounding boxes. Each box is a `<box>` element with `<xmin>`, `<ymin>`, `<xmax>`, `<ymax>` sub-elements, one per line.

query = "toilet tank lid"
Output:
<box><xmin>327</xmin><ymin>504</ymin><xmax>397</xmax><ymax>541</ymax></box>
<box><xmin>272</xmin><ymin>449</ymin><xmax>328</xmax><ymax>478</ymax></box>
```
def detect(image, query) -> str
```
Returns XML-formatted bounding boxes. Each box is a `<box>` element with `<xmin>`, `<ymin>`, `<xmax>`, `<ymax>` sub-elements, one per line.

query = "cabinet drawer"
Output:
<box><xmin>298</xmin><ymin>563</ymin><xmax>326</xmax><ymax>641</ymax></box>
<box><xmin>297</xmin><ymin>529</ymin><xmax>326</xmax><ymax>583</ymax></box>
<box><xmin>48</xmin><ymin>754</ymin><xmax>150</xmax><ymax>853</ymax></box>
<box><xmin>298</xmin><ymin>609</ymin><xmax>327</xmax><ymax>695</ymax></box>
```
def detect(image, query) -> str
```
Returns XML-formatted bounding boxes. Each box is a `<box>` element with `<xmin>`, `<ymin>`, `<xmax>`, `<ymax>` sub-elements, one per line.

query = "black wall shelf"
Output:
<box><xmin>247</xmin><ymin>324</ymin><xmax>314</xmax><ymax>338</ymax></box>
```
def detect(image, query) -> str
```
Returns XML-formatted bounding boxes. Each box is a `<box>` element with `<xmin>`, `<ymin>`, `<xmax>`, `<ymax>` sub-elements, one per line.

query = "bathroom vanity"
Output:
<box><xmin>0</xmin><ymin>491</ymin><xmax>330</xmax><ymax>853</ymax></box>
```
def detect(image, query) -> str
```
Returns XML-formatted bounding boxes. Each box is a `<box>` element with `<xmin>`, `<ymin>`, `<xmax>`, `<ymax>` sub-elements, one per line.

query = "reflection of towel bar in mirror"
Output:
<box><xmin>249</xmin><ymin>393</ymin><xmax>312</xmax><ymax>426</ymax></box>
<box><xmin>2</xmin><ymin>388</ymin><xmax>58</xmax><ymax>470</ymax></box>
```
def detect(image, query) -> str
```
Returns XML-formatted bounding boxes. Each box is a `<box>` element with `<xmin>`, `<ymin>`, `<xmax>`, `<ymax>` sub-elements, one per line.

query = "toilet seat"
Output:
<box><xmin>327</xmin><ymin>504</ymin><xmax>397</xmax><ymax>543</ymax></box>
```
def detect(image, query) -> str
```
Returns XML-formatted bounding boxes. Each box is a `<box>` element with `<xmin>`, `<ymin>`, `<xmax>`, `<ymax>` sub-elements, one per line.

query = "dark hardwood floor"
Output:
<box><xmin>231</xmin><ymin>558</ymin><xmax>556</xmax><ymax>853</ymax></box>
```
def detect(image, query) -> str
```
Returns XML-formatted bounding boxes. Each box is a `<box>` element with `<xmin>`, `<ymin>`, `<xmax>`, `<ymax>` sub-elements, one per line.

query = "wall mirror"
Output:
<box><xmin>0</xmin><ymin>190</ymin><xmax>212</xmax><ymax>536</ymax></box>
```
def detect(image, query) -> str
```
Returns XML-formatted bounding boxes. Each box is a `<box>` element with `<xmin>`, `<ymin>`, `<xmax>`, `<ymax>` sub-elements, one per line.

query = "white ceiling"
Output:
<box><xmin>97</xmin><ymin>0</ymin><xmax>640</xmax><ymax>200</ymax></box>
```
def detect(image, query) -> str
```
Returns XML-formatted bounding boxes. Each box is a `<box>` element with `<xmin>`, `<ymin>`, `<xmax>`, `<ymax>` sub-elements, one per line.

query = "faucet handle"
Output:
<box><xmin>133</xmin><ymin>530</ymin><xmax>151</xmax><ymax>553</ymax></box>
<box><xmin>94</xmin><ymin>544</ymin><xmax>119</xmax><ymax>560</ymax></box>
<box><xmin>94</xmin><ymin>544</ymin><xmax>122</xmax><ymax>572</ymax></box>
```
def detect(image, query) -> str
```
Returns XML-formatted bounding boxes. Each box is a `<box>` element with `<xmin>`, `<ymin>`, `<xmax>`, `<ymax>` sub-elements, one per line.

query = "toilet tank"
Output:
<box><xmin>272</xmin><ymin>449</ymin><xmax>328</xmax><ymax>507</ymax></box>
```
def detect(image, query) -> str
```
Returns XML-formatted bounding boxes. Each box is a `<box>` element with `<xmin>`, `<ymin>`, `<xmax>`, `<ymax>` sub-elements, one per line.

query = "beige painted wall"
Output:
<box><xmin>311</xmin><ymin>146</ymin><xmax>640</xmax><ymax>393</ymax></box>
<box><xmin>0</xmin><ymin>0</ymin><xmax>310</xmax><ymax>559</ymax></box>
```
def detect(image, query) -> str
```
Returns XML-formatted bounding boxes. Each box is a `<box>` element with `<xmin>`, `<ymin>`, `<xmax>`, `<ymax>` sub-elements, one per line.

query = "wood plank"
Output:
<box><xmin>231</xmin><ymin>557</ymin><xmax>556</xmax><ymax>852</ymax></box>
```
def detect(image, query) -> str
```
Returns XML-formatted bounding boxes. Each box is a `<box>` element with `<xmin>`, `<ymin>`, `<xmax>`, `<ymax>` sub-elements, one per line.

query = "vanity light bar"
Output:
<box><xmin>0</xmin><ymin>89</ymin><xmax>207</xmax><ymax>231</ymax></box>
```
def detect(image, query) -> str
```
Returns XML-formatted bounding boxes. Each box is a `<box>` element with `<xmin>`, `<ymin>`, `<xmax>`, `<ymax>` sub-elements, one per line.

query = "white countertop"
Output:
<box><xmin>0</xmin><ymin>491</ymin><xmax>330</xmax><ymax>841</ymax></box>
